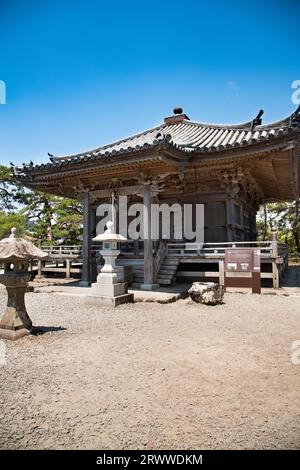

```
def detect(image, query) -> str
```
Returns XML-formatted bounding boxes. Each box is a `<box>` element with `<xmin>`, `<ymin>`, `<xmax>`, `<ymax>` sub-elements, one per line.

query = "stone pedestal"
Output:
<box><xmin>0</xmin><ymin>272</ymin><xmax>32</xmax><ymax>340</ymax></box>
<box><xmin>91</xmin><ymin>269</ymin><xmax>134</xmax><ymax>306</ymax></box>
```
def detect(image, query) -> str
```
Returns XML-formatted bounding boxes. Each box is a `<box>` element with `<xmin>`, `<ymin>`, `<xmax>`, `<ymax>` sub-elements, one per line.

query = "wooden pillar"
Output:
<box><xmin>91</xmin><ymin>207</ymin><xmax>96</xmax><ymax>238</ymax></box>
<box><xmin>239</xmin><ymin>204</ymin><xmax>244</xmax><ymax>241</ymax></box>
<box><xmin>90</xmin><ymin>207</ymin><xmax>97</xmax><ymax>282</ymax></box>
<box><xmin>226</xmin><ymin>196</ymin><xmax>235</xmax><ymax>242</ymax></box>
<box><xmin>80</xmin><ymin>191</ymin><xmax>91</xmax><ymax>287</ymax></box>
<box><xmin>141</xmin><ymin>184</ymin><xmax>158</xmax><ymax>290</ymax></box>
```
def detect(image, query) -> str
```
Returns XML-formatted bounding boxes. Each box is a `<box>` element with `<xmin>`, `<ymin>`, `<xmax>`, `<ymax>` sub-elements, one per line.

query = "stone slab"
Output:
<box><xmin>91</xmin><ymin>282</ymin><xmax>127</xmax><ymax>297</ymax></box>
<box><xmin>0</xmin><ymin>327</ymin><xmax>31</xmax><ymax>340</ymax></box>
<box><xmin>81</xmin><ymin>293</ymin><xmax>134</xmax><ymax>307</ymax></box>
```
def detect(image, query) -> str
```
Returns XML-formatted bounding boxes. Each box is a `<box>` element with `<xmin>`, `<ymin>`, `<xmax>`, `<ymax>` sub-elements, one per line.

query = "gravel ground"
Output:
<box><xmin>0</xmin><ymin>290</ymin><xmax>299</xmax><ymax>450</ymax></box>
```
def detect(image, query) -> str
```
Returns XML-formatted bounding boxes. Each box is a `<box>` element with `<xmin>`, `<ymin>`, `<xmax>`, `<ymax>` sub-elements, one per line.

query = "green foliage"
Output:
<box><xmin>0</xmin><ymin>164</ymin><xmax>18</xmax><ymax>211</ymax></box>
<box><xmin>0</xmin><ymin>211</ymin><xmax>26</xmax><ymax>239</ymax></box>
<box><xmin>0</xmin><ymin>164</ymin><xmax>83</xmax><ymax>244</ymax></box>
<box><xmin>52</xmin><ymin>198</ymin><xmax>83</xmax><ymax>244</ymax></box>
<box><xmin>257</xmin><ymin>200</ymin><xmax>300</xmax><ymax>253</ymax></box>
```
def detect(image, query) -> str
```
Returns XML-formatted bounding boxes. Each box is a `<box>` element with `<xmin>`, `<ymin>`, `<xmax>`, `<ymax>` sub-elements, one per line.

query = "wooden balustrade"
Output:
<box><xmin>21</xmin><ymin>238</ymin><xmax>289</xmax><ymax>288</ymax></box>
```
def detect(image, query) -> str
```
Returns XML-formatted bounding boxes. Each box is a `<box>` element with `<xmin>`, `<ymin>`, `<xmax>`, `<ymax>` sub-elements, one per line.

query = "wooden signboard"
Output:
<box><xmin>224</xmin><ymin>248</ymin><xmax>261</xmax><ymax>294</ymax></box>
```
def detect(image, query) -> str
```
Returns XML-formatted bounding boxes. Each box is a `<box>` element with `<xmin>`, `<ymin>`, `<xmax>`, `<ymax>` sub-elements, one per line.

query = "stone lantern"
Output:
<box><xmin>91</xmin><ymin>221</ymin><xmax>134</xmax><ymax>306</ymax></box>
<box><xmin>0</xmin><ymin>228</ymin><xmax>48</xmax><ymax>340</ymax></box>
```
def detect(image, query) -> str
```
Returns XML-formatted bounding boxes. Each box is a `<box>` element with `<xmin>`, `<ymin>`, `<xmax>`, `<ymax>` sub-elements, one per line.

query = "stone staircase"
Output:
<box><xmin>132</xmin><ymin>265</ymin><xmax>144</xmax><ymax>284</ymax></box>
<box><xmin>131</xmin><ymin>257</ymin><xmax>180</xmax><ymax>286</ymax></box>
<box><xmin>156</xmin><ymin>256</ymin><xmax>180</xmax><ymax>285</ymax></box>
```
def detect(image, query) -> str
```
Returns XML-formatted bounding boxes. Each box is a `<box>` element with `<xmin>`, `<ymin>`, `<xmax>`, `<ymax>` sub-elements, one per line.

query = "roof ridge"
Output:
<box><xmin>53</xmin><ymin>123</ymin><xmax>163</xmax><ymax>160</ymax></box>
<box><xmin>178</xmin><ymin>119</ymin><xmax>254</xmax><ymax>130</ymax></box>
<box><xmin>46</xmin><ymin>110</ymin><xmax>299</xmax><ymax>163</ymax></box>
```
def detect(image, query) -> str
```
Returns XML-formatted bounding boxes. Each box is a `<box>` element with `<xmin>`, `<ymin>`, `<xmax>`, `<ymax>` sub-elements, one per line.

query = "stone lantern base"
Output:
<box><xmin>0</xmin><ymin>277</ymin><xmax>32</xmax><ymax>340</ymax></box>
<box><xmin>0</xmin><ymin>325</ymin><xmax>31</xmax><ymax>341</ymax></box>
<box><xmin>90</xmin><ymin>272</ymin><xmax>134</xmax><ymax>307</ymax></box>
<box><xmin>0</xmin><ymin>228</ymin><xmax>48</xmax><ymax>339</ymax></box>
<box><xmin>82</xmin><ymin>292</ymin><xmax>134</xmax><ymax>307</ymax></box>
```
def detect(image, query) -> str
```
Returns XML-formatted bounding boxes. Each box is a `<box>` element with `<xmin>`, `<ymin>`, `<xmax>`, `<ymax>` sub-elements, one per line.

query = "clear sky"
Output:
<box><xmin>0</xmin><ymin>0</ymin><xmax>299</xmax><ymax>165</ymax></box>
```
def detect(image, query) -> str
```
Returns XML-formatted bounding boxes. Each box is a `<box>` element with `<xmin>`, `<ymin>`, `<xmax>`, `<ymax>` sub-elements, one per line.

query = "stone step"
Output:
<box><xmin>159</xmin><ymin>269</ymin><xmax>177</xmax><ymax>275</ymax></box>
<box><xmin>156</xmin><ymin>278</ymin><xmax>172</xmax><ymax>285</ymax></box>
<box><xmin>156</xmin><ymin>273</ymin><xmax>174</xmax><ymax>279</ymax></box>
<box><xmin>161</xmin><ymin>261</ymin><xmax>179</xmax><ymax>267</ymax></box>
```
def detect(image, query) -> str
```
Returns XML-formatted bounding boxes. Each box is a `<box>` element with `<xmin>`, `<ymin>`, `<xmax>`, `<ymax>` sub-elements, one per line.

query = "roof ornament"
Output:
<box><xmin>173</xmin><ymin>107</ymin><xmax>183</xmax><ymax>115</ymax></box>
<box><xmin>164</xmin><ymin>107</ymin><xmax>190</xmax><ymax>124</ymax></box>
<box><xmin>154</xmin><ymin>132</ymin><xmax>172</xmax><ymax>144</ymax></box>
<box><xmin>290</xmin><ymin>105</ymin><xmax>300</xmax><ymax>127</ymax></box>
<box><xmin>251</xmin><ymin>109</ymin><xmax>264</xmax><ymax>131</ymax></box>
<box><xmin>48</xmin><ymin>152</ymin><xmax>56</xmax><ymax>162</ymax></box>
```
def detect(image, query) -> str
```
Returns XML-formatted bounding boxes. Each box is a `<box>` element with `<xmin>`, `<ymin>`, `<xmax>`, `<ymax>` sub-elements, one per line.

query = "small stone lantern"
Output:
<box><xmin>0</xmin><ymin>228</ymin><xmax>48</xmax><ymax>340</ymax></box>
<box><xmin>91</xmin><ymin>221</ymin><xmax>134</xmax><ymax>305</ymax></box>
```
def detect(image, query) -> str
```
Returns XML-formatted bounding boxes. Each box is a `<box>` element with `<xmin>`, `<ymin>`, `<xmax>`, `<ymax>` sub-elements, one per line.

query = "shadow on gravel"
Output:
<box><xmin>31</xmin><ymin>326</ymin><xmax>67</xmax><ymax>335</ymax></box>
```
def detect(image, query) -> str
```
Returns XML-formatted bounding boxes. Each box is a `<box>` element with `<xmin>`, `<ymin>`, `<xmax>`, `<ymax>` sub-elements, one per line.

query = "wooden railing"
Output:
<box><xmin>39</xmin><ymin>245</ymin><xmax>82</xmax><ymax>257</ymax></box>
<box><xmin>166</xmin><ymin>240</ymin><xmax>286</xmax><ymax>258</ymax></box>
<box><xmin>154</xmin><ymin>240</ymin><xmax>167</xmax><ymax>279</ymax></box>
<box><xmin>26</xmin><ymin>239</ymin><xmax>289</xmax><ymax>288</ymax></box>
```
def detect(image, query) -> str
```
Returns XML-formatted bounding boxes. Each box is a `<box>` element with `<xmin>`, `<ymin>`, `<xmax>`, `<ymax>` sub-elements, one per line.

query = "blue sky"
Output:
<box><xmin>0</xmin><ymin>0</ymin><xmax>299</xmax><ymax>165</ymax></box>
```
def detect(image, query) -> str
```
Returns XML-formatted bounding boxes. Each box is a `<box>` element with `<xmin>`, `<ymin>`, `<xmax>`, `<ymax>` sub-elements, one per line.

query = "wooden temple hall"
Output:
<box><xmin>16</xmin><ymin>107</ymin><xmax>300</xmax><ymax>289</ymax></box>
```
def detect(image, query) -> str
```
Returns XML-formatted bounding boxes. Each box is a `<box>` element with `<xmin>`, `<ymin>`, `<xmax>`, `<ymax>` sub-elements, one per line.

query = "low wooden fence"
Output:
<box><xmin>166</xmin><ymin>240</ymin><xmax>288</xmax><ymax>288</ymax></box>
<box><xmin>26</xmin><ymin>239</ymin><xmax>288</xmax><ymax>288</ymax></box>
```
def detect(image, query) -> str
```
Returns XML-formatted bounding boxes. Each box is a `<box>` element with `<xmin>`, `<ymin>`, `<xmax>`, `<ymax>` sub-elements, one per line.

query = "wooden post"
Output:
<box><xmin>36</xmin><ymin>239</ymin><xmax>44</xmax><ymax>278</ymax></box>
<box><xmin>271</xmin><ymin>230</ymin><xmax>279</xmax><ymax>288</ymax></box>
<box><xmin>66</xmin><ymin>259</ymin><xmax>71</xmax><ymax>279</ymax></box>
<box><xmin>80</xmin><ymin>191</ymin><xmax>91</xmax><ymax>287</ymax></box>
<box><xmin>141</xmin><ymin>184</ymin><xmax>158</xmax><ymax>290</ymax></box>
<box><xmin>37</xmin><ymin>259</ymin><xmax>42</xmax><ymax>277</ymax></box>
<box><xmin>271</xmin><ymin>229</ymin><xmax>278</xmax><ymax>257</ymax></box>
<box><xmin>219</xmin><ymin>259</ymin><xmax>225</xmax><ymax>286</ymax></box>
<box><xmin>272</xmin><ymin>261</ymin><xmax>279</xmax><ymax>288</ymax></box>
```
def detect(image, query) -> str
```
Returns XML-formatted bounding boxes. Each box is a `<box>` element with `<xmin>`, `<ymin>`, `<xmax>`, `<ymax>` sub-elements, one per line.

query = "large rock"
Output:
<box><xmin>188</xmin><ymin>282</ymin><xmax>224</xmax><ymax>305</ymax></box>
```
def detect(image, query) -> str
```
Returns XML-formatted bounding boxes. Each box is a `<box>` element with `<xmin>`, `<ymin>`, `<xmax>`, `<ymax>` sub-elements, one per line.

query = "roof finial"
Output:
<box><xmin>165</xmin><ymin>107</ymin><xmax>189</xmax><ymax>124</ymax></box>
<box><xmin>173</xmin><ymin>107</ymin><xmax>183</xmax><ymax>115</ymax></box>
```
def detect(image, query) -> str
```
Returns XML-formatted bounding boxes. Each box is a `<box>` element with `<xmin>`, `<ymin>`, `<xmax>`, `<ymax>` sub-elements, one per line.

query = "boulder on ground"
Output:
<box><xmin>188</xmin><ymin>282</ymin><xmax>224</xmax><ymax>305</ymax></box>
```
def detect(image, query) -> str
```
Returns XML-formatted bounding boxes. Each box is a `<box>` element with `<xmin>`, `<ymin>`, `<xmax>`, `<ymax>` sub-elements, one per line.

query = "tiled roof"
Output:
<box><xmin>17</xmin><ymin>108</ymin><xmax>300</xmax><ymax>173</ymax></box>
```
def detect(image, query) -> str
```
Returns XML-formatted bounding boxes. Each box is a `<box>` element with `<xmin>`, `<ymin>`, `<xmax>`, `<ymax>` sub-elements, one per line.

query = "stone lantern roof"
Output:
<box><xmin>0</xmin><ymin>228</ymin><xmax>48</xmax><ymax>261</ymax></box>
<box><xmin>92</xmin><ymin>221</ymin><xmax>127</xmax><ymax>243</ymax></box>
